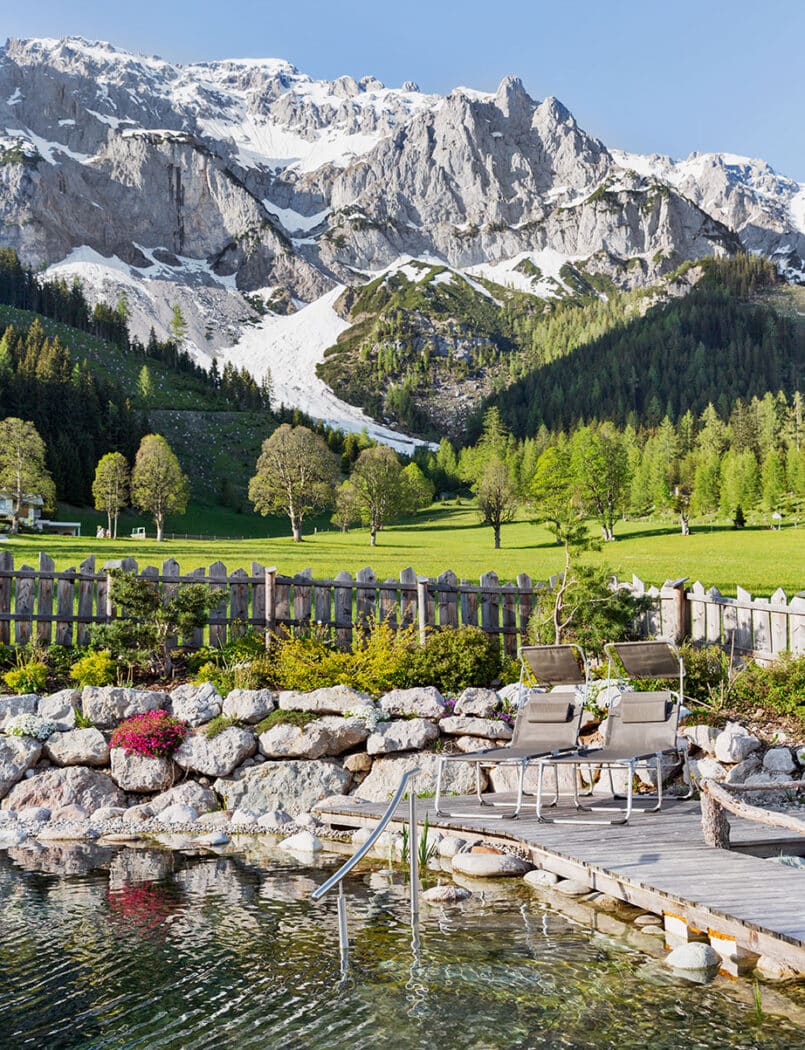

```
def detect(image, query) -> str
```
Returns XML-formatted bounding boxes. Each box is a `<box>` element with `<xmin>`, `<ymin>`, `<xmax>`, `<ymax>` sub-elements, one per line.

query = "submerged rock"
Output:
<box><xmin>422</xmin><ymin>883</ymin><xmax>472</xmax><ymax>903</ymax></box>
<box><xmin>279</xmin><ymin>829</ymin><xmax>323</xmax><ymax>853</ymax></box>
<box><xmin>451</xmin><ymin>852</ymin><xmax>532</xmax><ymax>878</ymax></box>
<box><xmin>665</xmin><ymin>942</ymin><xmax>720</xmax><ymax>974</ymax></box>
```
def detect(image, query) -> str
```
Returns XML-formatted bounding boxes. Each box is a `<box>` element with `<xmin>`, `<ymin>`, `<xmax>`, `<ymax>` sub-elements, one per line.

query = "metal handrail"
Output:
<box><xmin>311</xmin><ymin>767</ymin><xmax>421</xmax><ymax>900</ymax></box>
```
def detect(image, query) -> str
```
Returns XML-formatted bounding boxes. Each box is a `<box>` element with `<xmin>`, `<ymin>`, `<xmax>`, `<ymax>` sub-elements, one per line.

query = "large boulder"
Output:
<box><xmin>258</xmin><ymin>716</ymin><xmax>369</xmax><ymax>760</ymax></box>
<box><xmin>0</xmin><ymin>694</ymin><xmax>39</xmax><ymax>729</ymax></box>
<box><xmin>714</xmin><ymin>723</ymin><xmax>761</xmax><ymax>764</ymax></box>
<box><xmin>763</xmin><ymin>747</ymin><xmax>795</xmax><ymax>774</ymax></box>
<box><xmin>214</xmin><ymin>759</ymin><xmax>352</xmax><ymax>815</ymax></box>
<box><xmin>451</xmin><ymin>852</ymin><xmax>532</xmax><ymax>877</ymax></box>
<box><xmin>454</xmin><ymin>688</ymin><xmax>500</xmax><ymax>718</ymax></box>
<box><xmin>3</xmin><ymin>765</ymin><xmax>126</xmax><ymax>812</ymax></box>
<box><xmin>440</xmin><ymin>716</ymin><xmax>512</xmax><ymax>740</ymax></box>
<box><xmin>689</xmin><ymin>757</ymin><xmax>728</xmax><ymax>782</ymax></box>
<box><xmin>725</xmin><ymin>754</ymin><xmax>762</xmax><ymax>784</ymax></box>
<box><xmin>147</xmin><ymin>781</ymin><xmax>218</xmax><ymax>815</ymax></box>
<box><xmin>44</xmin><ymin>728</ymin><xmax>109</xmax><ymax>767</ymax></box>
<box><xmin>109</xmin><ymin>749</ymin><xmax>174</xmax><ymax>792</ymax></box>
<box><xmin>82</xmin><ymin>687</ymin><xmax>168</xmax><ymax>729</ymax></box>
<box><xmin>0</xmin><ymin>736</ymin><xmax>42</xmax><ymax>799</ymax></box>
<box><xmin>357</xmin><ymin>752</ymin><xmax>486</xmax><ymax>801</ymax></box>
<box><xmin>168</xmin><ymin>683</ymin><xmax>223</xmax><ymax>727</ymax></box>
<box><xmin>278</xmin><ymin>685</ymin><xmax>373</xmax><ymax>715</ymax></box>
<box><xmin>681</xmin><ymin>723</ymin><xmax>719</xmax><ymax>755</ymax></box>
<box><xmin>173</xmin><ymin>727</ymin><xmax>256</xmax><ymax>777</ymax></box>
<box><xmin>38</xmin><ymin>690</ymin><xmax>80</xmax><ymax>730</ymax></box>
<box><xmin>222</xmin><ymin>688</ymin><xmax>275</xmax><ymax>723</ymax></box>
<box><xmin>378</xmin><ymin>687</ymin><xmax>446</xmax><ymax>719</ymax></box>
<box><xmin>366</xmin><ymin>718</ymin><xmax>440</xmax><ymax>755</ymax></box>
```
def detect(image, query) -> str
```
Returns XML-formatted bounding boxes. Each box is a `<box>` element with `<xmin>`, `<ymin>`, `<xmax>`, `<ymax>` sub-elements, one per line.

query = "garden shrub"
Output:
<box><xmin>192</xmin><ymin>656</ymin><xmax>272</xmax><ymax>695</ymax></box>
<box><xmin>110</xmin><ymin>710</ymin><xmax>188</xmax><ymax>757</ymax></box>
<box><xmin>203</xmin><ymin>714</ymin><xmax>240</xmax><ymax>739</ymax></box>
<box><xmin>729</xmin><ymin>654</ymin><xmax>805</xmax><ymax>726</ymax></box>
<box><xmin>70</xmin><ymin>650</ymin><xmax>116</xmax><ymax>688</ymax></box>
<box><xmin>405</xmin><ymin>626</ymin><xmax>501</xmax><ymax>695</ymax></box>
<box><xmin>2</xmin><ymin>660</ymin><xmax>48</xmax><ymax>695</ymax></box>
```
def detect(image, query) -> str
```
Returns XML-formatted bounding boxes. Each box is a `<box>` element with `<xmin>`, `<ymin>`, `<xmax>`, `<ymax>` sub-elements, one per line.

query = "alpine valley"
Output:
<box><xmin>1</xmin><ymin>35</ymin><xmax>804</xmax><ymax>447</ymax></box>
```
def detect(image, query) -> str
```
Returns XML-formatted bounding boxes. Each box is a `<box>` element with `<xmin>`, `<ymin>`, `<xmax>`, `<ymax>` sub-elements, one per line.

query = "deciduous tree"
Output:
<box><xmin>131</xmin><ymin>434</ymin><xmax>189</xmax><ymax>542</ymax></box>
<box><xmin>92</xmin><ymin>452</ymin><xmax>130</xmax><ymax>538</ymax></box>
<box><xmin>0</xmin><ymin>417</ymin><xmax>55</xmax><ymax>533</ymax></box>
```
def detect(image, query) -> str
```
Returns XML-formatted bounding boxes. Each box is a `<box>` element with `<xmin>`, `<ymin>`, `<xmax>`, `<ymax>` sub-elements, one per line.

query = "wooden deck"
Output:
<box><xmin>316</xmin><ymin>794</ymin><xmax>805</xmax><ymax>972</ymax></box>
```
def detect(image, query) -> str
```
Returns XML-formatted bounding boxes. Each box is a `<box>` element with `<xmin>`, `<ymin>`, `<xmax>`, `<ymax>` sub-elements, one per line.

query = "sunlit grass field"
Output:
<box><xmin>3</xmin><ymin>503</ymin><xmax>803</xmax><ymax>597</ymax></box>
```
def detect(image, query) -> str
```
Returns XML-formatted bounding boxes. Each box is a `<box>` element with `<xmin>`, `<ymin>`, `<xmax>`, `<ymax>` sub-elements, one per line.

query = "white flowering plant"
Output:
<box><xmin>344</xmin><ymin>706</ymin><xmax>390</xmax><ymax>730</ymax></box>
<box><xmin>5</xmin><ymin>714</ymin><xmax>57</xmax><ymax>741</ymax></box>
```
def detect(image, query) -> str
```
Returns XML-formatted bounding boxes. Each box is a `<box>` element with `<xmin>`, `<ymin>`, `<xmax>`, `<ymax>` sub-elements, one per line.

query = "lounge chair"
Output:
<box><xmin>534</xmin><ymin>640</ymin><xmax>689</xmax><ymax>824</ymax></box>
<box><xmin>434</xmin><ymin>644</ymin><xmax>588</xmax><ymax>820</ymax></box>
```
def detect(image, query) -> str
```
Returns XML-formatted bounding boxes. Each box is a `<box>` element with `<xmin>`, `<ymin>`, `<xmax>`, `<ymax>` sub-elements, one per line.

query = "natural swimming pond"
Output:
<box><xmin>1</xmin><ymin>842</ymin><xmax>802</xmax><ymax>1050</ymax></box>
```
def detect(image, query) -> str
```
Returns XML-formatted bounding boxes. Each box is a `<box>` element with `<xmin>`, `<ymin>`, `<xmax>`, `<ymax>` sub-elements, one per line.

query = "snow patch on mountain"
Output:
<box><xmin>220</xmin><ymin>288</ymin><xmax>429</xmax><ymax>451</ymax></box>
<box><xmin>791</xmin><ymin>187</ymin><xmax>805</xmax><ymax>236</ymax></box>
<box><xmin>467</xmin><ymin>249</ymin><xmax>577</xmax><ymax>298</ymax></box>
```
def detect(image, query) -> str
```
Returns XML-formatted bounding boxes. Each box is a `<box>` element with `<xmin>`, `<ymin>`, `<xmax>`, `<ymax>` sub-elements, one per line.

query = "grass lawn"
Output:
<box><xmin>3</xmin><ymin>503</ymin><xmax>804</xmax><ymax>597</ymax></box>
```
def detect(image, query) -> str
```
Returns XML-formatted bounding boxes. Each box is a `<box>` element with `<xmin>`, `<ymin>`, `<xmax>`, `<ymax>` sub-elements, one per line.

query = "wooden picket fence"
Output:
<box><xmin>0</xmin><ymin>551</ymin><xmax>802</xmax><ymax>659</ymax></box>
<box><xmin>0</xmin><ymin>552</ymin><xmax>538</xmax><ymax>656</ymax></box>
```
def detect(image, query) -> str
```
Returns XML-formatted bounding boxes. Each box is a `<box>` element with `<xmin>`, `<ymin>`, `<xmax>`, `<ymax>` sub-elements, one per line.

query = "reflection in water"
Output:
<box><xmin>0</xmin><ymin>842</ymin><xmax>802</xmax><ymax>1050</ymax></box>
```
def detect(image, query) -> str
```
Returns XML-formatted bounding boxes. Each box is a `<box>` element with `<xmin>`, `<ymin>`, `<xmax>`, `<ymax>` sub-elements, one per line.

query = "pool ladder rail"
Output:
<box><xmin>311</xmin><ymin>768</ymin><xmax>421</xmax><ymax>974</ymax></box>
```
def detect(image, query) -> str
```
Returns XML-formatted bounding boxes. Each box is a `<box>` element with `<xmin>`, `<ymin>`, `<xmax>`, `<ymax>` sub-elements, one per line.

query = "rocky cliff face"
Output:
<box><xmin>0</xmin><ymin>35</ymin><xmax>802</xmax><ymax>434</ymax></box>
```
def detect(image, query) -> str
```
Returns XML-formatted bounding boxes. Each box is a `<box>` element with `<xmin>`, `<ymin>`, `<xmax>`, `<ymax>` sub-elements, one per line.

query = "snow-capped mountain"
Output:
<box><xmin>1</xmin><ymin>35</ymin><xmax>803</xmax><ymax>441</ymax></box>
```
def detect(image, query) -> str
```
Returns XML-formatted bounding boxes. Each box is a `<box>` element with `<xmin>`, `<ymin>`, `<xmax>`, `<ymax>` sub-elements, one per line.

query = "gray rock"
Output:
<box><xmin>231</xmin><ymin>809</ymin><xmax>260</xmax><ymax>826</ymax></box>
<box><xmin>754</xmin><ymin>955</ymin><xmax>801</xmax><ymax>980</ymax></box>
<box><xmin>222</xmin><ymin>688</ymin><xmax>275</xmax><ymax>723</ymax></box>
<box><xmin>422</xmin><ymin>883</ymin><xmax>472</xmax><ymax>903</ymax></box>
<box><xmin>0</xmin><ymin>694</ymin><xmax>39</xmax><ymax>729</ymax></box>
<box><xmin>38</xmin><ymin>690</ymin><xmax>80</xmax><ymax>730</ymax></box>
<box><xmin>214</xmin><ymin>759</ymin><xmax>352</xmax><ymax>815</ymax></box>
<box><xmin>665</xmin><ymin>942</ymin><xmax>720</xmax><ymax>974</ymax></box>
<box><xmin>18</xmin><ymin>806</ymin><xmax>51</xmax><ymax>822</ymax></box>
<box><xmin>682</xmin><ymin>723</ymin><xmax>719</xmax><ymax>754</ymax></box>
<box><xmin>82</xmin><ymin>687</ymin><xmax>167</xmax><ymax>729</ymax></box>
<box><xmin>158</xmin><ymin>803</ymin><xmax>198</xmax><ymax>825</ymax></box>
<box><xmin>714</xmin><ymin>723</ymin><xmax>761</xmax><ymax>764</ymax></box>
<box><xmin>358</xmin><ymin>752</ymin><xmax>485</xmax><ymax>801</ymax></box>
<box><xmin>258</xmin><ymin>716</ymin><xmax>369</xmax><ymax>760</ymax></box>
<box><xmin>278</xmin><ymin>685</ymin><xmax>372</xmax><ymax>715</ymax></box>
<box><xmin>440</xmin><ymin>716</ymin><xmax>512</xmax><ymax>740</ymax></box>
<box><xmin>109</xmin><ymin>749</ymin><xmax>174</xmax><ymax>793</ymax></box>
<box><xmin>44</xmin><ymin>728</ymin><xmax>109</xmax><ymax>767</ymax></box>
<box><xmin>554</xmin><ymin>878</ymin><xmax>592</xmax><ymax>896</ymax></box>
<box><xmin>523</xmin><ymin>869</ymin><xmax>560</xmax><ymax>888</ymax></box>
<box><xmin>280</xmin><ymin>829</ymin><xmax>323</xmax><ymax>853</ymax></box>
<box><xmin>454</xmin><ymin>687</ymin><xmax>500</xmax><ymax>718</ymax></box>
<box><xmin>174</xmin><ymin>726</ymin><xmax>257</xmax><ymax>777</ymax></box>
<box><xmin>0</xmin><ymin>736</ymin><xmax>42</xmax><ymax>799</ymax></box>
<box><xmin>168</xmin><ymin>682</ymin><xmax>223</xmax><ymax>727</ymax></box>
<box><xmin>451</xmin><ymin>852</ymin><xmax>532</xmax><ymax>878</ymax></box>
<box><xmin>689</xmin><ymin>757</ymin><xmax>728</xmax><ymax>783</ymax></box>
<box><xmin>343</xmin><ymin>751</ymin><xmax>373</xmax><ymax>773</ymax></box>
<box><xmin>763</xmin><ymin>747</ymin><xmax>795</xmax><ymax>774</ymax></box>
<box><xmin>437</xmin><ymin>836</ymin><xmax>467</xmax><ymax>858</ymax></box>
<box><xmin>3</xmin><ymin>766</ymin><xmax>126</xmax><ymax>812</ymax></box>
<box><xmin>148</xmin><ymin>781</ymin><xmax>218</xmax><ymax>815</ymax></box>
<box><xmin>378</xmin><ymin>686</ymin><xmax>446</xmax><ymax>719</ymax></box>
<box><xmin>366</xmin><ymin>718</ymin><xmax>440</xmax><ymax>755</ymax></box>
<box><xmin>89</xmin><ymin>806</ymin><xmax>128</xmax><ymax>822</ymax></box>
<box><xmin>726</xmin><ymin>754</ymin><xmax>762</xmax><ymax>784</ymax></box>
<box><xmin>0</xmin><ymin>825</ymin><xmax>28</xmax><ymax>846</ymax></box>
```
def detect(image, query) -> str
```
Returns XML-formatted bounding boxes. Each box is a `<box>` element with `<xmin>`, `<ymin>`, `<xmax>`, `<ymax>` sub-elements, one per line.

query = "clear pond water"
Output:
<box><xmin>0</xmin><ymin>840</ymin><xmax>802</xmax><ymax>1050</ymax></box>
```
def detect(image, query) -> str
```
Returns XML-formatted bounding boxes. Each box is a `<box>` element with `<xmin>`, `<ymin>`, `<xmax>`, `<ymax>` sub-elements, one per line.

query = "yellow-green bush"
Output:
<box><xmin>70</xmin><ymin>650</ymin><xmax>116</xmax><ymax>688</ymax></box>
<box><xmin>3</xmin><ymin>660</ymin><xmax>48</xmax><ymax>695</ymax></box>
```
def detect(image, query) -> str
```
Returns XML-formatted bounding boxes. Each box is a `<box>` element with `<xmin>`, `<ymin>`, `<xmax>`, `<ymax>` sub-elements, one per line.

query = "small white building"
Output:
<box><xmin>0</xmin><ymin>492</ymin><xmax>80</xmax><ymax>535</ymax></box>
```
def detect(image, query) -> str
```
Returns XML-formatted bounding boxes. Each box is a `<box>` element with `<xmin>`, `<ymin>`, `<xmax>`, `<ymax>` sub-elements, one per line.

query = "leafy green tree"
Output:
<box><xmin>475</xmin><ymin>456</ymin><xmax>518</xmax><ymax>549</ymax></box>
<box><xmin>331</xmin><ymin>480</ymin><xmax>361</xmax><ymax>532</ymax></box>
<box><xmin>249</xmin><ymin>424</ymin><xmax>339</xmax><ymax>542</ymax></box>
<box><xmin>569</xmin><ymin>423</ymin><xmax>630</xmax><ymax>541</ymax></box>
<box><xmin>131</xmin><ymin>434</ymin><xmax>189</xmax><ymax>542</ymax></box>
<box><xmin>400</xmin><ymin>462</ymin><xmax>435</xmax><ymax>512</ymax></box>
<box><xmin>719</xmin><ymin>448</ymin><xmax>759</xmax><ymax>517</ymax></box>
<box><xmin>138</xmin><ymin>365</ymin><xmax>154</xmax><ymax>401</ymax></box>
<box><xmin>761</xmin><ymin>448</ymin><xmax>786</xmax><ymax>513</ymax></box>
<box><xmin>350</xmin><ymin>445</ymin><xmax>406</xmax><ymax>546</ymax></box>
<box><xmin>169</xmin><ymin>304</ymin><xmax>188</xmax><ymax>344</ymax></box>
<box><xmin>92</xmin><ymin>452</ymin><xmax>130</xmax><ymax>538</ymax></box>
<box><xmin>691</xmin><ymin>452</ymin><xmax>721</xmax><ymax>515</ymax></box>
<box><xmin>0</xmin><ymin>417</ymin><xmax>56</xmax><ymax>533</ymax></box>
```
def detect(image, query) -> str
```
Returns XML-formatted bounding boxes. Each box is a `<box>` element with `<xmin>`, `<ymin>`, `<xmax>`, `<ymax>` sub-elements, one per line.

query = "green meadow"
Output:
<box><xmin>4</xmin><ymin>503</ymin><xmax>804</xmax><ymax>597</ymax></box>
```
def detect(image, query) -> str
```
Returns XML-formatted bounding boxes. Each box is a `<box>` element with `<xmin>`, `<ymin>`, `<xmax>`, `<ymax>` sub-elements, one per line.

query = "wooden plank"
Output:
<box><xmin>229</xmin><ymin>567</ymin><xmax>249</xmax><ymax>638</ymax></box>
<box><xmin>437</xmin><ymin>569</ymin><xmax>458</xmax><ymax>629</ymax></box>
<box><xmin>355</xmin><ymin>566</ymin><xmax>376</xmax><ymax>629</ymax></box>
<box><xmin>399</xmin><ymin>567</ymin><xmax>417</xmax><ymax>626</ymax></box>
<box><xmin>517</xmin><ymin>573</ymin><xmax>533</xmax><ymax>644</ymax></box>
<box><xmin>752</xmin><ymin>598</ymin><xmax>771</xmax><ymax>654</ymax></box>
<box><xmin>55</xmin><ymin>569</ymin><xmax>75</xmax><ymax>646</ymax></box>
<box><xmin>705</xmin><ymin>586</ymin><xmax>722</xmax><ymax>645</ymax></box>
<box><xmin>461</xmin><ymin>579</ymin><xmax>477</xmax><ymax>628</ymax></box>
<box><xmin>769</xmin><ymin>588</ymin><xmax>789</xmax><ymax>655</ymax></box>
<box><xmin>162</xmin><ymin>558</ymin><xmax>180</xmax><ymax>651</ymax></box>
<box><xmin>37</xmin><ymin>552</ymin><xmax>55</xmax><ymax>646</ymax></box>
<box><xmin>689</xmin><ymin>581</ymin><xmax>706</xmax><ymax>645</ymax></box>
<box><xmin>274</xmin><ymin>576</ymin><xmax>291</xmax><ymax>637</ymax></box>
<box><xmin>75</xmin><ymin>556</ymin><xmax>95</xmax><ymax>647</ymax></box>
<box><xmin>0</xmin><ymin>550</ymin><xmax>12</xmax><ymax>646</ymax></box>
<box><xmin>334</xmin><ymin>570</ymin><xmax>353</xmax><ymax>649</ymax></box>
<box><xmin>187</xmin><ymin>567</ymin><xmax>206</xmax><ymax>648</ymax></box>
<box><xmin>208</xmin><ymin>561</ymin><xmax>228</xmax><ymax>648</ymax></box>
<box><xmin>378</xmin><ymin>578</ymin><xmax>397</xmax><ymax>627</ymax></box>
<box><xmin>790</xmin><ymin>595</ymin><xmax>805</xmax><ymax>656</ymax></box>
<box><xmin>480</xmin><ymin>571</ymin><xmax>499</xmax><ymax>634</ymax></box>
<box><xmin>13</xmin><ymin>564</ymin><xmax>34</xmax><ymax>646</ymax></box>
<box><xmin>721</xmin><ymin>599</ymin><xmax>738</xmax><ymax>654</ymax></box>
<box><xmin>501</xmin><ymin>583</ymin><xmax>517</xmax><ymax>657</ymax></box>
<box><xmin>645</xmin><ymin>585</ymin><xmax>662</xmax><ymax>638</ymax></box>
<box><xmin>251</xmin><ymin>562</ymin><xmax>265</xmax><ymax>629</ymax></box>
<box><xmin>313</xmin><ymin>578</ymin><xmax>332</xmax><ymax>630</ymax></box>
<box><xmin>735</xmin><ymin>585</ymin><xmax>753</xmax><ymax>651</ymax></box>
<box><xmin>293</xmin><ymin>568</ymin><xmax>313</xmax><ymax>629</ymax></box>
<box><xmin>417</xmin><ymin>576</ymin><xmax>429</xmax><ymax>646</ymax></box>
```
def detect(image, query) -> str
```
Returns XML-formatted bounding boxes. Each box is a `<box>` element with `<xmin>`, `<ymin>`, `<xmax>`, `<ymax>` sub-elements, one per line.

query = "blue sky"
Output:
<box><xmin>5</xmin><ymin>0</ymin><xmax>804</xmax><ymax>180</ymax></box>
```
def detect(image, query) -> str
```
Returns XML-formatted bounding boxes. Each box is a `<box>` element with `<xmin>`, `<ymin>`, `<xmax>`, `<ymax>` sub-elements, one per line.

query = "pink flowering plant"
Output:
<box><xmin>110</xmin><ymin>709</ymin><xmax>188</xmax><ymax>758</ymax></box>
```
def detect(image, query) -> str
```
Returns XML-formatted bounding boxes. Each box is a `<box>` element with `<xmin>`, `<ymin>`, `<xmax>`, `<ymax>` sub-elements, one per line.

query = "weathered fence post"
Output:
<box><xmin>356</xmin><ymin>567</ymin><xmax>376</xmax><ymax>630</ymax></box>
<box><xmin>55</xmin><ymin>568</ymin><xmax>76</xmax><ymax>646</ymax></box>
<box><xmin>480</xmin><ymin>571</ymin><xmax>499</xmax><ymax>637</ymax></box>
<box><xmin>417</xmin><ymin>576</ymin><xmax>429</xmax><ymax>646</ymax></box>
<box><xmin>700</xmin><ymin>783</ymin><xmax>731</xmax><ymax>849</ymax></box>
<box><xmin>37</xmin><ymin>552</ymin><xmax>55</xmax><ymax>646</ymax></box>
<box><xmin>437</xmin><ymin>570</ymin><xmax>458</xmax><ymax>629</ymax></box>
<box><xmin>208</xmin><ymin>561</ymin><xmax>228</xmax><ymax>647</ymax></box>
<box><xmin>399</xmin><ymin>568</ymin><xmax>417</xmax><ymax>626</ymax></box>
<box><xmin>76</xmin><ymin>556</ymin><xmax>95</xmax><ymax>647</ymax></box>
<box><xmin>15</xmin><ymin>564</ymin><xmax>34</xmax><ymax>646</ymax></box>
<box><xmin>0</xmin><ymin>551</ymin><xmax>11</xmax><ymax>647</ymax></box>
<box><xmin>264</xmin><ymin>566</ymin><xmax>277</xmax><ymax>645</ymax></box>
<box><xmin>162</xmin><ymin>558</ymin><xmax>180</xmax><ymax>649</ymax></box>
<box><xmin>229</xmin><ymin>567</ymin><xmax>249</xmax><ymax>638</ymax></box>
<box><xmin>770</xmin><ymin>588</ymin><xmax>789</xmax><ymax>655</ymax></box>
<box><xmin>293</xmin><ymin>568</ymin><xmax>313</xmax><ymax>629</ymax></box>
<box><xmin>735</xmin><ymin>586</ymin><xmax>753</xmax><ymax>652</ymax></box>
<box><xmin>334</xmin><ymin>570</ymin><xmax>353</xmax><ymax>648</ymax></box>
